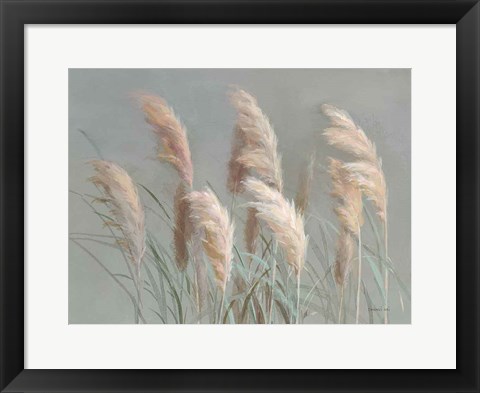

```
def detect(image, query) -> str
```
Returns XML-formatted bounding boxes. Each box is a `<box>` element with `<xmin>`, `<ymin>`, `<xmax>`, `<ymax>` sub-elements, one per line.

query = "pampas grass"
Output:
<box><xmin>333</xmin><ymin>228</ymin><xmax>355</xmax><ymax>288</ymax></box>
<box><xmin>322</xmin><ymin>104</ymin><xmax>386</xmax><ymax>225</ymax></box>
<box><xmin>89</xmin><ymin>160</ymin><xmax>146</xmax><ymax>272</ymax></box>
<box><xmin>227</xmin><ymin>125</ymin><xmax>249</xmax><ymax>195</ymax></box>
<box><xmin>188</xmin><ymin>188</ymin><xmax>235</xmax><ymax>292</ymax></box>
<box><xmin>173</xmin><ymin>183</ymin><xmax>192</xmax><ymax>271</ymax></box>
<box><xmin>322</xmin><ymin>104</ymin><xmax>388</xmax><ymax>323</ymax></box>
<box><xmin>334</xmin><ymin>229</ymin><xmax>354</xmax><ymax>323</ymax></box>
<box><xmin>328</xmin><ymin>158</ymin><xmax>364</xmax><ymax>323</ymax></box>
<box><xmin>73</xmin><ymin>88</ymin><xmax>406</xmax><ymax>326</ymax></box>
<box><xmin>245</xmin><ymin>207</ymin><xmax>260</xmax><ymax>259</ymax></box>
<box><xmin>139</xmin><ymin>94</ymin><xmax>193</xmax><ymax>188</ymax></box>
<box><xmin>243</xmin><ymin>177</ymin><xmax>307</xmax><ymax>323</ymax></box>
<box><xmin>187</xmin><ymin>188</ymin><xmax>234</xmax><ymax>322</ymax></box>
<box><xmin>228</xmin><ymin>88</ymin><xmax>283</xmax><ymax>263</ymax></box>
<box><xmin>228</xmin><ymin>88</ymin><xmax>285</xmax><ymax>320</ymax></box>
<box><xmin>138</xmin><ymin>93</ymin><xmax>196</xmax><ymax>273</ymax></box>
<box><xmin>295</xmin><ymin>152</ymin><xmax>316</xmax><ymax>216</ymax></box>
<box><xmin>89</xmin><ymin>160</ymin><xmax>146</xmax><ymax>321</ymax></box>
<box><xmin>328</xmin><ymin>158</ymin><xmax>364</xmax><ymax>236</ymax></box>
<box><xmin>322</xmin><ymin>104</ymin><xmax>378</xmax><ymax>164</ymax></box>
<box><xmin>343</xmin><ymin>161</ymin><xmax>387</xmax><ymax>223</ymax></box>
<box><xmin>229</xmin><ymin>88</ymin><xmax>283</xmax><ymax>192</ymax></box>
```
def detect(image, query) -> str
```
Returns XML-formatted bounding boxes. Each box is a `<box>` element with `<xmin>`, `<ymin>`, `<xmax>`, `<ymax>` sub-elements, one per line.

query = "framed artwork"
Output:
<box><xmin>0</xmin><ymin>0</ymin><xmax>478</xmax><ymax>392</ymax></box>
<box><xmin>68</xmin><ymin>68</ymin><xmax>411</xmax><ymax>326</ymax></box>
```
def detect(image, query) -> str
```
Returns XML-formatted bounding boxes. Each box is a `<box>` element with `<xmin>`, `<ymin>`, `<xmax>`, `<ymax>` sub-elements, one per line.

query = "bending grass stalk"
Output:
<box><xmin>194</xmin><ymin>264</ymin><xmax>201</xmax><ymax>324</ymax></box>
<box><xmin>218</xmin><ymin>289</ymin><xmax>225</xmax><ymax>324</ymax></box>
<box><xmin>74</xmin><ymin>191</ymin><xmax>142</xmax><ymax>323</ymax></box>
<box><xmin>384</xmin><ymin>215</ymin><xmax>389</xmax><ymax>324</ymax></box>
<box><xmin>230</xmin><ymin>184</ymin><xmax>237</xmax><ymax>216</ymax></box>
<box><xmin>338</xmin><ymin>284</ymin><xmax>345</xmax><ymax>324</ymax></box>
<box><xmin>268</xmin><ymin>241</ymin><xmax>278</xmax><ymax>324</ymax></box>
<box><xmin>133</xmin><ymin>265</ymin><xmax>144</xmax><ymax>322</ymax></box>
<box><xmin>296</xmin><ymin>272</ymin><xmax>301</xmax><ymax>324</ymax></box>
<box><xmin>71</xmin><ymin>239</ymin><xmax>146</xmax><ymax>323</ymax></box>
<box><xmin>355</xmin><ymin>223</ymin><xmax>362</xmax><ymax>324</ymax></box>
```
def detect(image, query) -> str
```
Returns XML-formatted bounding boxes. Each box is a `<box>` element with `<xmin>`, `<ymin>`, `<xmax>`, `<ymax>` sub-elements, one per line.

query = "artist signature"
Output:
<box><xmin>368</xmin><ymin>307</ymin><xmax>390</xmax><ymax>312</ymax></box>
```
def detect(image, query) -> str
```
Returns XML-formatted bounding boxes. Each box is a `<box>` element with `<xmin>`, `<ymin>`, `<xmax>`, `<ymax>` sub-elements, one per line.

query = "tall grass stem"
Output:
<box><xmin>296</xmin><ymin>273</ymin><xmax>301</xmax><ymax>324</ymax></box>
<box><xmin>338</xmin><ymin>284</ymin><xmax>345</xmax><ymax>324</ymax></box>
<box><xmin>268</xmin><ymin>242</ymin><xmax>278</xmax><ymax>324</ymax></box>
<box><xmin>219</xmin><ymin>290</ymin><xmax>225</xmax><ymax>324</ymax></box>
<box><xmin>384</xmin><ymin>215</ymin><xmax>389</xmax><ymax>324</ymax></box>
<box><xmin>355</xmin><ymin>224</ymin><xmax>362</xmax><ymax>324</ymax></box>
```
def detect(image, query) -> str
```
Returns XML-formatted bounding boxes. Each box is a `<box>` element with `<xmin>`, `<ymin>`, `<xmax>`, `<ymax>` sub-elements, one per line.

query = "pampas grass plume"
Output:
<box><xmin>138</xmin><ymin>93</ymin><xmax>193</xmax><ymax>188</ymax></box>
<box><xmin>322</xmin><ymin>104</ymin><xmax>386</xmax><ymax>222</ymax></box>
<box><xmin>243</xmin><ymin>177</ymin><xmax>307</xmax><ymax>277</ymax></box>
<box><xmin>245</xmin><ymin>207</ymin><xmax>260</xmax><ymax>256</ymax></box>
<box><xmin>295</xmin><ymin>152</ymin><xmax>316</xmax><ymax>216</ymax></box>
<box><xmin>173</xmin><ymin>183</ymin><xmax>192</xmax><ymax>271</ymax></box>
<box><xmin>322</xmin><ymin>104</ymin><xmax>377</xmax><ymax>163</ymax></box>
<box><xmin>229</xmin><ymin>88</ymin><xmax>283</xmax><ymax>192</ymax></box>
<box><xmin>328</xmin><ymin>158</ymin><xmax>364</xmax><ymax>236</ymax></box>
<box><xmin>89</xmin><ymin>160</ymin><xmax>146</xmax><ymax>271</ymax></box>
<box><xmin>227</xmin><ymin>125</ymin><xmax>249</xmax><ymax>194</ymax></box>
<box><xmin>188</xmin><ymin>188</ymin><xmax>235</xmax><ymax>293</ymax></box>
<box><xmin>334</xmin><ymin>228</ymin><xmax>354</xmax><ymax>286</ymax></box>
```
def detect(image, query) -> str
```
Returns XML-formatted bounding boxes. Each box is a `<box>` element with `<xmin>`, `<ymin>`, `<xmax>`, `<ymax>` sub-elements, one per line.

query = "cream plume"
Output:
<box><xmin>243</xmin><ymin>177</ymin><xmax>307</xmax><ymax>277</ymax></box>
<box><xmin>138</xmin><ymin>94</ymin><xmax>193</xmax><ymax>188</ymax></box>
<box><xmin>322</xmin><ymin>104</ymin><xmax>377</xmax><ymax>163</ymax></box>
<box><xmin>187</xmin><ymin>188</ymin><xmax>235</xmax><ymax>293</ymax></box>
<box><xmin>227</xmin><ymin>125</ymin><xmax>249</xmax><ymax>194</ymax></box>
<box><xmin>173</xmin><ymin>183</ymin><xmax>192</xmax><ymax>271</ymax></box>
<box><xmin>334</xmin><ymin>228</ymin><xmax>354</xmax><ymax>286</ymax></box>
<box><xmin>245</xmin><ymin>207</ymin><xmax>260</xmax><ymax>256</ymax></box>
<box><xmin>328</xmin><ymin>158</ymin><xmax>364</xmax><ymax>236</ymax></box>
<box><xmin>343</xmin><ymin>161</ymin><xmax>387</xmax><ymax>223</ymax></box>
<box><xmin>322</xmin><ymin>104</ymin><xmax>387</xmax><ymax>222</ymax></box>
<box><xmin>295</xmin><ymin>152</ymin><xmax>316</xmax><ymax>216</ymax></box>
<box><xmin>89</xmin><ymin>160</ymin><xmax>146</xmax><ymax>270</ymax></box>
<box><xmin>229</xmin><ymin>88</ymin><xmax>283</xmax><ymax>192</ymax></box>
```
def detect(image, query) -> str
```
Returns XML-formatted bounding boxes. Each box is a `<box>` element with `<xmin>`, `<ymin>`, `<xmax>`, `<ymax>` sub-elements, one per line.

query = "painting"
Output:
<box><xmin>69</xmin><ymin>69</ymin><xmax>411</xmax><ymax>324</ymax></box>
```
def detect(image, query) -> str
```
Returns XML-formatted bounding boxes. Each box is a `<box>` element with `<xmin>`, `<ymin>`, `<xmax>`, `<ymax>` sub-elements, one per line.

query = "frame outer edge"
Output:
<box><xmin>457</xmin><ymin>1</ymin><xmax>480</xmax><ymax>391</ymax></box>
<box><xmin>0</xmin><ymin>1</ymin><xmax>479</xmax><ymax>392</ymax></box>
<box><xmin>0</xmin><ymin>1</ymin><xmax>25</xmax><ymax>392</ymax></box>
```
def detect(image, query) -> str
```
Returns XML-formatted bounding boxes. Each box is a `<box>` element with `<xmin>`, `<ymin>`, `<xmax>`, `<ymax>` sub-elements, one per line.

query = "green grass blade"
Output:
<box><xmin>139</xmin><ymin>184</ymin><xmax>171</xmax><ymax>220</ymax></box>
<box><xmin>240</xmin><ymin>269</ymin><xmax>270</xmax><ymax>323</ymax></box>
<box><xmin>70</xmin><ymin>239</ymin><xmax>146</xmax><ymax>323</ymax></box>
<box><xmin>78</xmin><ymin>128</ymin><xmax>104</xmax><ymax>159</ymax></box>
<box><xmin>364</xmin><ymin>255</ymin><xmax>386</xmax><ymax>302</ymax></box>
<box><xmin>274</xmin><ymin>300</ymin><xmax>290</xmax><ymax>324</ymax></box>
<box><xmin>149</xmin><ymin>308</ymin><xmax>166</xmax><ymax>323</ymax></box>
<box><xmin>223</xmin><ymin>299</ymin><xmax>237</xmax><ymax>324</ymax></box>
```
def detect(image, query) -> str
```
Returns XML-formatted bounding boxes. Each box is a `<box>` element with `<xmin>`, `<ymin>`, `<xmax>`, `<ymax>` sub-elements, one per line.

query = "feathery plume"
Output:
<box><xmin>89</xmin><ymin>160</ymin><xmax>146</xmax><ymax>271</ymax></box>
<box><xmin>245</xmin><ymin>207</ymin><xmax>260</xmax><ymax>256</ymax></box>
<box><xmin>322</xmin><ymin>104</ymin><xmax>386</xmax><ymax>222</ymax></box>
<box><xmin>229</xmin><ymin>88</ymin><xmax>283</xmax><ymax>192</ymax></box>
<box><xmin>343</xmin><ymin>161</ymin><xmax>387</xmax><ymax>223</ymax></box>
<box><xmin>322</xmin><ymin>104</ymin><xmax>377</xmax><ymax>163</ymax></box>
<box><xmin>333</xmin><ymin>228</ymin><xmax>354</xmax><ymax>286</ymax></box>
<box><xmin>191</xmin><ymin>236</ymin><xmax>208</xmax><ymax>311</ymax></box>
<box><xmin>227</xmin><ymin>125</ymin><xmax>249</xmax><ymax>194</ymax></box>
<box><xmin>328</xmin><ymin>158</ymin><xmax>364</xmax><ymax>235</ymax></box>
<box><xmin>243</xmin><ymin>177</ymin><xmax>307</xmax><ymax>277</ymax></box>
<box><xmin>295</xmin><ymin>152</ymin><xmax>316</xmax><ymax>216</ymax></box>
<box><xmin>187</xmin><ymin>188</ymin><xmax>235</xmax><ymax>293</ymax></box>
<box><xmin>138</xmin><ymin>94</ymin><xmax>193</xmax><ymax>188</ymax></box>
<box><xmin>173</xmin><ymin>183</ymin><xmax>192</xmax><ymax>271</ymax></box>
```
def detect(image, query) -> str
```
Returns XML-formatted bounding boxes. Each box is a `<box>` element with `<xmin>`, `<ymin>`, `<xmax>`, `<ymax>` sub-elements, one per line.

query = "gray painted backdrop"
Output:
<box><xmin>69</xmin><ymin>69</ymin><xmax>411</xmax><ymax>324</ymax></box>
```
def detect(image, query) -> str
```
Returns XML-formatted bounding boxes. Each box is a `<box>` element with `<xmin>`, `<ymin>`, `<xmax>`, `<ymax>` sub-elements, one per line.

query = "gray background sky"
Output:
<box><xmin>69</xmin><ymin>69</ymin><xmax>411</xmax><ymax>324</ymax></box>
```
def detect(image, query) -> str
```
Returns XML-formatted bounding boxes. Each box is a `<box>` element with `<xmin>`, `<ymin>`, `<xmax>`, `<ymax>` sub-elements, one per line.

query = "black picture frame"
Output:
<box><xmin>1</xmin><ymin>1</ymin><xmax>478</xmax><ymax>392</ymax></box>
